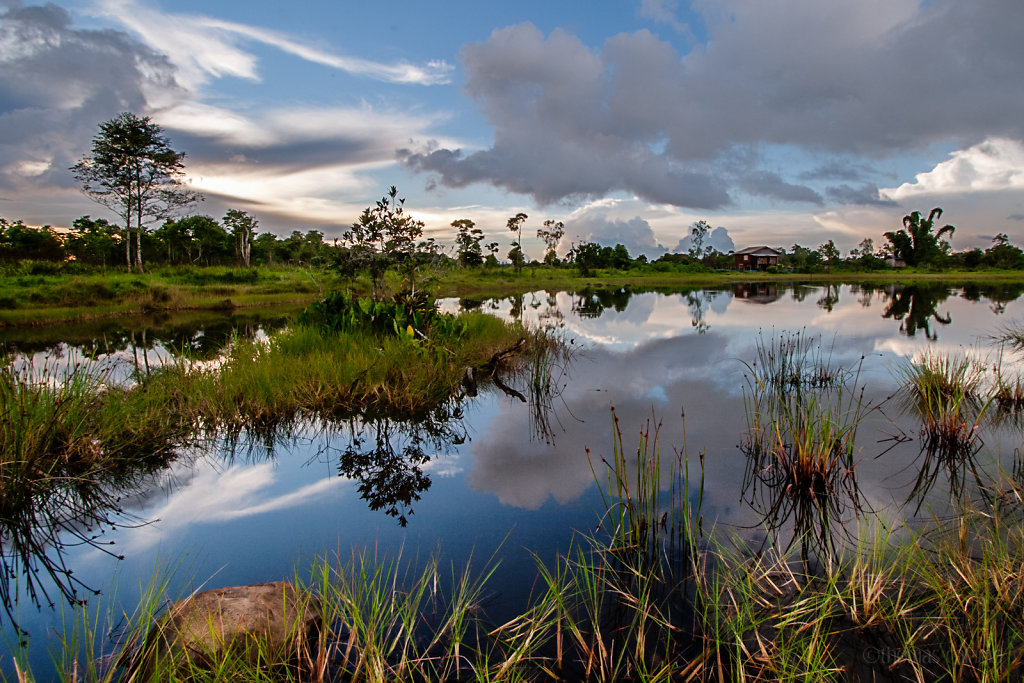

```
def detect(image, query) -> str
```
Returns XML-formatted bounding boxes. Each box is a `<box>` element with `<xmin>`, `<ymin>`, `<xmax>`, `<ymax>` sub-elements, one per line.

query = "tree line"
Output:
<box><xmin>0</xmin><ymin>215</ymin><xmax>336</xmax><ymax>267</ymax></box>
<box><xmin>3</xmin><ymin>112</ymin><xmax>1024</xmax><ymax>275</ymax></box>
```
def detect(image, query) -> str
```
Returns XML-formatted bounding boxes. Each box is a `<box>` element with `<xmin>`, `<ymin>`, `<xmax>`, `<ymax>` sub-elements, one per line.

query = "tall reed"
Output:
<box><xmin>741</xmin><ymin>331</ymin><xmax>867</xmax><ymax>566</ymax></box>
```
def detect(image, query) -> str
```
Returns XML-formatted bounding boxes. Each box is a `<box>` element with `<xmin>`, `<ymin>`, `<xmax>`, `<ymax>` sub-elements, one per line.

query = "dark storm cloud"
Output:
<box><xmin>740</xmin><ymin>172</ymin><xmax>823</xmax><ymax>206</ymax></box>
<box><xmin>799</xmin><ymin>161</ymin><xmax>878</xmax><ymax>183</ymax></box>
<box><xmin>177</xmin><ymin>133</ymin><xmax>384</xmax><ymax>172</ymax></box>
<box><xmin>405</xmin><ymin>0</ymin><xmax>1024</xmax><ymax>209</ymax></box>
<box><xmin>825</xmin><ymin>184</ymin><xmax>897</xmax><ymax>207</ymax></box>
<box><xmin>0</xmin><ymin>1</ymin><xmax>181</xmax><ymax>191</ymax></box>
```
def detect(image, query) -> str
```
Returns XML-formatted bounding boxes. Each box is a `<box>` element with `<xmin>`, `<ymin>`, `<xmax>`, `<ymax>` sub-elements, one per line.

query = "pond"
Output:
<box><xmin>4</xmin><ymin>280</ymin><xmax>1024</xmax><ymax>677</ymax></box>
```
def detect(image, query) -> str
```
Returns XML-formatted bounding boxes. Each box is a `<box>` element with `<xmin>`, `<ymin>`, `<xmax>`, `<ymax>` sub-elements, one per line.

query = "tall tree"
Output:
<box><xmin>883</xmin><ymin>208</ymin><xmax>955</xmax><ymax>267</ymax></box>
<box><xmin>818</xmin><ymin>239</ymin><xmax>840</xmax><ymax>268</ymax></box>
<box><xmin>688</xmin><ymin>219</ymin><xmax>711</xmax><ymax>260</ymax></box>
<box><xmin>223</xmin><ymin>209</ymin><xmax>258</xmax><ymax>267</ymax></box>
<box><xmin>71</xmin><ymin>112</ymin><xmax>197</xmax><ymax>272</ymax></box>
<box><xmin>506</xmin><ymin>212</ymin><xmax>528</xmax><ymax>272</ymax></box>
<box><xmin>66</xmin><ymin>216</ymin><xmax>120</xmax><ymax>265</ymax></box>
<box><xmin>567</xmin><ymin>241</ymin><xmax>603</xmax><ymax>276</ymax></box>
<box><xmin>537</xmin><ymin>220</ymin><xmax>564</xmax><ymax>264</ymax></box>
<box><xmin>342</xmin><ymin>186</ymin><xmax>425</xmax><ymax>299</ymax></box>
<box><xmin>453</xmin><ymin>219</ymin><xmax>484</xmax><ymax>266</ymax></box>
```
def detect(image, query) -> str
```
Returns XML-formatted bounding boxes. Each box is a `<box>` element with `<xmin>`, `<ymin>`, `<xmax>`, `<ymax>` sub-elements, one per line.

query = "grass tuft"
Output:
<box><xmin>897</xmin><ymin>350</ymin><xmax>991</xmax><ymax>458</ymax></box>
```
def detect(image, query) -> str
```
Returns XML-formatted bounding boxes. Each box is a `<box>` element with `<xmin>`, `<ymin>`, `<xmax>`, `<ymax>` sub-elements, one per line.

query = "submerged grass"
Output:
<box><xmin>9</xmin><ymin>405</ymin><xmax>1024</xmax><ymax>681</ymax></box>
<box><xmin>0</xmin><ymin>357</ymin><xmax>188</xmax><ymax>640</ymax></box>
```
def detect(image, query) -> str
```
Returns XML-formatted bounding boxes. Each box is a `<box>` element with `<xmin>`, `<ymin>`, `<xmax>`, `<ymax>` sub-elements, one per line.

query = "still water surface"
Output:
<box><xmin>4</xmin><ymin>281</ymin><xmax>1024</xmax><ymax>673</ymax></box>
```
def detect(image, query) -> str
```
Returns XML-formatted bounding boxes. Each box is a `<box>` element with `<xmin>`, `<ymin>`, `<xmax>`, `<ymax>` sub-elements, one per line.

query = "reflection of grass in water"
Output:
<box><xmin>991</xmin><ymin>320</ymin><xmax>1024</xmax><ymax>354</ymax></box>
<box><xmin>745</xmin><ymin>329</ymin><xmax>847</xmax><ymax>392</ymax></box>
<box><xmin>990</xmin><ymin>359</ymin><xmax>1024</xmax><ymax>422</ymax></box>
<box><xmin>897</xmin><ymin>350</ymin><xmax>991</xmax><ymax>458</ymax></box>
<box><xmin>741</xmin><ymin>331</ymin><xmax>867</xmax><ymax>566</ymax></box>
<box><xmin>145</xmin><ymin>311</ymin><xmax>544</xmax><ymax>437</ymax></box>
<box><xmin>586</xmin><ymin>406</ymin><xmax>702</xmax><ymax>570</ymax></box>
<box><xmin>0</xmin><ymin>309</ymin><xmax>545</xmax><ymax>644</ymax></box>
<box><xmin>14</xmin><ymin>408</ymin><xmax>1024</xmax><ymax>682</ymax></box>
<box><xmin>0</xmin><ymin>357</ymin><xmax>185</xmax><ymax>642</ymax></box>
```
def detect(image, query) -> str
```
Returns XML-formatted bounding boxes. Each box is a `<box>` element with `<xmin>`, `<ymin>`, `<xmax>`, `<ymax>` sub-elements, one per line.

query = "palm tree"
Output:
<box><xmin>884</xmin><ymin>208</ymin><xmax>955</xmax><ymax>266</ymax></box>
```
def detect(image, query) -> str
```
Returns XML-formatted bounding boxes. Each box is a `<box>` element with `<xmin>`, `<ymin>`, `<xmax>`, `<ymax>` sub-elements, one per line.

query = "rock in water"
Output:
<box><xmin>130</xmin><ymin>581</ymin><xmax>323</xmax><ymax>676</ymax></box>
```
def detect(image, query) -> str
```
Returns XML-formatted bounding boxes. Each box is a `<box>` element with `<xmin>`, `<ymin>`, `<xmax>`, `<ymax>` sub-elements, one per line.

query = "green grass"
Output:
<box><xmin>0</xmin><ymin>266</ymin><xmax>326</xmax><ymax>326</ymax></box>
<box><xmin>0</xmin><ymin>357</ymin><xmax>188</xmax><ymax>640</ymax></box>
<box><xmin>150</xmin><ymin>309</ymin><xmax>542</xmax><ymax>434</ymax></box>
<box><xmin>5</xmin><ymin>261</ymin><xmax>1024</xmax><ymax>327</ymax></box>
<box><xmin>0</xmin><ymin>302</ymin><xmax>545</xmax><ymax>643</ymax></box>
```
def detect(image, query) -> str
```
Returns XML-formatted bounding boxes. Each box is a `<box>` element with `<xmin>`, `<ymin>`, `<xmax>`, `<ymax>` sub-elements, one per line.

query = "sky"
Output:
<box><xmin>2</xmin><ymin>0</ymin><xmax>1023</xmax><ymax>258</ymax></box>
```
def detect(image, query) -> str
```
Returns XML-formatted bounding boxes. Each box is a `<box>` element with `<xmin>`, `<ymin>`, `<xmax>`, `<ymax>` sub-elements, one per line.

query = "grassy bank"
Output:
<box><xmin>0</xmin><ymin>299</ymin><xmax>546</xmax><ymax>639</ymax></box>
<box><xmin>0</xmin><ymin>265</ymin><xmax>328</xmax><ymax>327</ymax></box>
<box><xmin>1</xmin><ymin>300</ymin><xmax>539</xmax><ymax>471</ymax></box>
<box><xmin>4</xmin><ymin>261</ymin><xmax>1024</xmax><ymax>327</ymax></box>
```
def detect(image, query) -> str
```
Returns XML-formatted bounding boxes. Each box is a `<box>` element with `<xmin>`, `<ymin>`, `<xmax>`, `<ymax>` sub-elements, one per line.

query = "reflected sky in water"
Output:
<box><xmin>8</xmin><ymin>282</ymin><xmax>1024</xmax><ymax>672</ymax></box>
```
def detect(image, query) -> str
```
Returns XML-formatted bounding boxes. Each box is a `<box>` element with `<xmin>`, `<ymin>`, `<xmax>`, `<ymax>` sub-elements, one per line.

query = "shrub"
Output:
<box><xmin>299</xmin><ymin>289</ymin><xmax>466</xmax><ymax>341</ymax></box>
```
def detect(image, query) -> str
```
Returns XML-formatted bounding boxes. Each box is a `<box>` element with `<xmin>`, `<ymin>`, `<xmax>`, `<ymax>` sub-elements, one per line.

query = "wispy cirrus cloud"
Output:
<box><xmin>94</xmin><ymin>0</ymin><xmax>453</xmax><ymax>88</ymax></box>
<box><xmin>163</xmin><ymin>100</ymin><xmax>460</xmax><ymax>227</ymax></box>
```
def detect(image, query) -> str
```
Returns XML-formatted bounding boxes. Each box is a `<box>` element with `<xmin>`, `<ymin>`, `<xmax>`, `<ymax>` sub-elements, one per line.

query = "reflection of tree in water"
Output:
<box><xmin>0</xmin><ymin>437</ymin><xmax>181</xmax><ymax>641</ymax></box>
<box><xmin>538</xmin><ymin>292</ymin><xmax>564</xmax><ymax>327</ymax></box>
<box><xmin>789</xmin><ymin>284</ymin><xmax>814</xmax><ymax>303</ymax></box>
<box><xmin>686</xmin><ymin>291</ymin><xmax>712</xmax><ymax>334</ymax></box>
<box><xmin>816</xmin><ymin>283</ymin><xmax>840</xmax><ymax>312</ymax></box>
<box><xmin>850</xmin><ymin>283</ymin><xmax>874</xmax><ymax>308</ymax></box>
<box><xmin>960</xmin><ymin>282</ymin><xmax>1024</xmax><ymax>316</ymax></box>
<box><xmin>334</xmin><ymin>403</ymin><xmax>469</xmax><ymax>526</ymax></box>
<box><xmin>509</xmin><ymin>293</ymin><xmax>524</xmax><ymax>322</ymax></box>
<box><xmin>879</xmin><ymin>284</ymin><xmax>953</xmax><ymax>340</ymax></box>
<box><xmin>571</xmin><ymin>286</ymin><xmax>633</xmax><ymax>319</ymax></box>
<box><xmin>2</xmin><ymin>313</ymin><xmax>290</xmax><ymax>382</ymax></box>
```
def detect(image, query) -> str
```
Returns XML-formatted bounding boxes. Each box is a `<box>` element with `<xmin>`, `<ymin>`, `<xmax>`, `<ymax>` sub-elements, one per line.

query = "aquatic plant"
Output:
<box><xmin>897</xmin><ymin>350</ymin><xmax>991</xmax><ymax>458</ymax></box>
<box><xmin>298</xmin><ymin>288</ymin><xmax>466</xmax><ymax>341</ymax></box>
<box><xmin>9</xmin><ymin>405</ymin><xmax>1024</xmax><ymax>682</ymax></box>
<box><xmin>744</xmin><ymin>329</ymin><xmax>847</xmax><ymax>393</ymax></box>
<box><xmin>741</xmin><ymin>331</ymin><xmax>868</xmax><ymax>566</ymax></box>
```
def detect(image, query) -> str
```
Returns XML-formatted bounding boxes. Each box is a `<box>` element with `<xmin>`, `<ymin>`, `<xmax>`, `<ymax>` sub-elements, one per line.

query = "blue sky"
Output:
<box><xmin>2</xmin><ymin>0</ymin><xmax>1023</xmax><ymax>257</ymax></box>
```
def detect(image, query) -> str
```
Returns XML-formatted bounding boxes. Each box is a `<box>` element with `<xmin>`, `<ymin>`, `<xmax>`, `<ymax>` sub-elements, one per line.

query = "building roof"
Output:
<box><xmin>734</xmin><ymin>246</ymin><xmax>781</xmax><ymax>256</ymax></box>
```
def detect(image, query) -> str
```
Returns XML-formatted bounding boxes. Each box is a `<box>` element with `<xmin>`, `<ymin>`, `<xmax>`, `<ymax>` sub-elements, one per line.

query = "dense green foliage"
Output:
<box><xmin>884</xmin><ymin>207</ymin><xmax>956</xmax><ymax>266</ymax></box>
<box><xmin>299</xmin><ymin>289</ymin><xmax>467</xmax><ymax>341</ymax></box>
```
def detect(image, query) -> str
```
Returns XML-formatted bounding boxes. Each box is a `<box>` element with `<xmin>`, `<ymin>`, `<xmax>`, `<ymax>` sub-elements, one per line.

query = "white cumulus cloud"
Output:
<box><xmin>883</xmin><ymin>138</ymin><xmax>1024</xmax><ymax>200</ymax></box>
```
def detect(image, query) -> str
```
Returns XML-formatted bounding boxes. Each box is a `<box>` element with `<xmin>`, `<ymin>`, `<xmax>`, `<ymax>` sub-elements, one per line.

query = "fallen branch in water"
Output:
<box><xmin>485</xmin><ymin>338</ymin><xmax>527</xmax><ymax>373</ymax></box>
<box><xmin>492</xmin><ymin>373</ymin><xmax>527</xmax><ymax>403</ymax></box>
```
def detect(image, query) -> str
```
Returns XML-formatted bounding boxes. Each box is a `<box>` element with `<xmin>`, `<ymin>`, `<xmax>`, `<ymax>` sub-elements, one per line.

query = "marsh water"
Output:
<box><xmin>4</xmin><ymin>280</ymin><xmax>1024</xmax><ymax>674</ymax></box>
